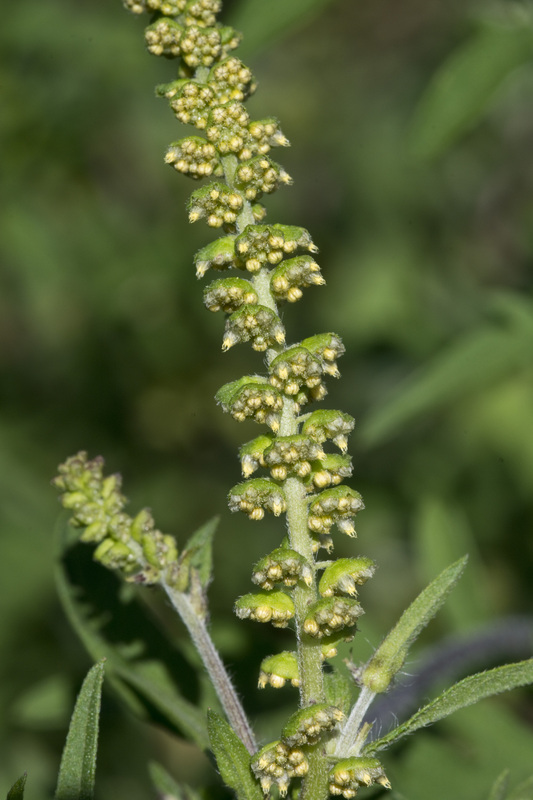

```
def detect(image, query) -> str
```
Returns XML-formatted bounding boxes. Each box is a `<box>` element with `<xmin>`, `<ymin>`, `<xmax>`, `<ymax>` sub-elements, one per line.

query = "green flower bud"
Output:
<box><xmin>251</xmin><ymin>740</ymin><xmax>308</xmax><ymax>796</ymax></box>
<box><xmin>281</xmin><ymin>703</ymin><xmax>344</xmax><ymax>747</ymax></box>
<box><xmin>247</xmin><ymin>117</ymin><xmax>289</xmax><ymax>153</ymax></box>
<box><xmin>270</xmin><ymin>255</ymin><xmax>325</xmax><ymax>303</ymax></box>
<box><xmin>234</xmin><ymin>223</ymin><xmax>316</xmax><ymax>273</ymax></box>
<box><xmin>234</xmin><ymin>156</ymin><xmax>292</xmax><ymax>200</ymax></box>
<box><xmin>310</xmin><ymin>532</ymin><xmax>334</xmax><ymax>555</ymax></box>
<box><xmin>301</xmin><ymin>332</ymin><xmax>345</xmax><ymax>377</ymax></box>
<box><xmin>194</xmin><ymin>235</ymin><xmax>236</xmax><ymax>278</ymax></box>
<box><xmin>164</xmin><ymin>80</ymin><xmax>216</xmax><ymax>128</ymax></box>
<box><xmin>203</xmin><ymin>277</ymin><xmax>257</xmax><ymax>313</ymax></box>
<box><xmin>269</xmin><ymin>346</ymin><xmax>324</xmax><ymax>396</ymax></box>
<box><xmin>308</xmin><ymin>486</ymin><xmax>364</xmax><ymax>536</ymax></box>
<box><xmin>228</xmin><ymin>478</ymin><xmax>286</xmax><ymax>519</ymax></box>
<box><xmin>329</xmin><ymin>757</ymin><xmax>391</xmax><ymax>798</ymax></box>
<box><xmin>188</xmin><ymin>182</ymin><xmax>244</xmax><ymax>228</ymax></box>
<box><xmin>308</xmin><ymin>453</ymin><xmax>353</xmax><ymax>489</ymax></box>
<box><xmin>94</xmin><ymin>539</ymin><xmax>139</xmax><ymax>573</ymax></box>
<box><xmin>234</xmin><ymin>591</ymin><xmax>295</xmax><ymax>628</ymax></box>
<box><xmin>182</xmin><ymin>0</ymin><xmax>221</xmax><ymax>28</ymax></box>
<box><xmin>239</xmin><ymin>434</ymin><xmax>273</xmax><ymax>477</ymax></box>
<box><xmin>206</xmin><ymin>101</ymin><xmax>250</xmax><ymax>157</ymax></box>
<box><xmin>361</xmin><ymin>660</ymin><xmax>395</xmax><ymax>694</ymax></box>
<box><xmin>145</xmin><ymin>18</ymin><xmax>186</xmax><ymax>58</ymax></box>
<box><xmin>252</xmin><ymin>547</ymin><xmax>312</xmax><ymax>590</ymax></box>
<box><xmin>216</xmin><ymin>376</ymin><xmax>284</xmax><ymax>430</ymax></box>
<box><xmin>319</xmin><ymin>557</ymin><xmax>375</xmax><ymax>598</ymax></box>
<box><xmin>301</xmin><ymin>409</ymin><xmax>354</xmax><ymax>453</ymax></box>
<box><xmin>222</xmin><ymin>304</ymin><xmax>285</xmax><ymax>351</ymax></box>
<box><xmin>124</xmin><ymin>0</ymin><xmax>185</xmax><ymax>16</ymax></box>
<box><xmin>165</xmin><ymin>136</ymin><xmax>222</xmax><ymax>179</ymax></box>
<box><xmin>258</xmin><ymin>651</ymin><xmax>299</xmax><ymax>688</ymax></box>
<box><xmin>303</xmin><ymin>597</ymin><xmax>363</xmax><ymax>638</ymax></box>
<box><xmin>263</xmin><ymin>434</ymin><xmax>324</xmax><ymax>481</ymax></box>
<box><xmin>208</xmin><ymin>56</ymin><xmax>256</xmax><ymax>103</ymax></box>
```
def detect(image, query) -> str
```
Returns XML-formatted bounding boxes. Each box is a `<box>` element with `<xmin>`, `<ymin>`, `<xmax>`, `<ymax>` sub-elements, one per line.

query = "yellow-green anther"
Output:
<box><xmin>239</xmin><ymin>434</ymin><xmax>273</xmax><ymax>477</ymax></box>
<box><xmin>319</xmin><ymin>557</ymin><xmax>375</xmax><ymax>598</ymax></box>
<box><xmin>188</xmin><ymin>182</ymin><xmax>244</xmax><ymax>228</ymax></box>
<box><xmin>252</xmin><ymin>740</ymin><xmax>308</xmax><ymax>797</ymax></box>
<box><xmin>228</xmin><ymin>478</ymin><xmax>286</xmax><ymax>519</ymax></box>
<box><xmin>303</xmin><ymin>597</ymin><xmax>363</xmax><ymax>638</ymax></box>
<box><xmin>321</xmin><ymin>632</ymin><xmax>355</xmax><ymax>660</ymax></box>
<box><xmin>281</xmin><ymin>703</ymin><xmax>344</xmax><ymax>747</ymax></box>
<box><xmin>165</xmin><ymin>136</ymin><xmax>222</xmax><ymax>179</ymax></box>
<box><xmin>234</xmin><ymin>223</ymin><xmax>316</xmax><ymax>273</ymax></box>
<box><xmin>145</xmin><ymin>18</ymin><xmax>186</xmax><ymax>58</ymax></box>
<box><xmin>182</xmin><ymin>0</ymin><xmax>222</xmax><ymax>27</ymax></box>
<box><xmin>301</xmin><ymin>409</ymin><xmax>354</xmax><ymax>454</ymax></box>
<box><xmin>222</xmin><ymin>304</ymin><xmax>285</xmax><ymax>351</ymax></box>
<box><xmin>208</xmin><ymin>56</ymin><xmax>256</xmax><ymax>103</ymax></box>
<box><xmin>302</xmin><ymin>332</ymin><xmax>345</xmax><ymax>377</ymax></box>
<box><xmin>164</xmin><ymin>80</ymin><xmax>216</xmax><ymax>128</ymax></box>
<box><xmin>308</xmin><ymin>486</ymin><xmax>365</xmax><ymax>536</ymax></box>
<box><xmin>234</xmin><ymin>591</ymin><xmax>295</xmax><ymax>628</ymax></box>
<box><xmin>329</xmin><ymin>757</ymin><xmax>391</xmax><ymax>797</ymax></box>
<box><xmin>258</xmin><ymin>651</ymin><xmax>299</xmax><ymax>689</ymax></box>
<box><xmin>263</xmin><ymin>434</ymin><xmax>324</xmax><ymax>481</ymax></box>
<box><xmin>252</xmin><ymin>546</ymin><xmax>312</xmax><ymax>590</ymax></box>
<box><xmin>269</xmin><ymin>346</ymin><xmax>324</xmax><ymax>396</ymax></box>
<box><xmin>234</xmin><ymin>156</ymin><xmax>292</xmax><ymax>200</ymax></box>
<box><xmin>308</xmin><ymin>453</ymin><xmax>353</xmax><ymax>490</ymax></box>
<box><xmin>247</xmin><ymin>117</ymin><xmax>289</xmax><ymax>152</ymax></box>
<box><xmin>123</xmin><ymin>0</ymin><xmax>186</xmax><ymax>15</ymax></box>
<box><xmin>194</xmin><ymin>235</ymin><xmax>237</xmax><ymax>278</ymax></box>
<box><xmin>216</xmin><ymin>376</ymin><xmax>284</xmax><ymax>429</ymax></box>
<box><xmin>203</xmin><ymin>276</ymin><xmax>257</xmax><ymax>312</ymax></box>
<box><xmin>270</xmin><ymin>255</ymin><xmax>325</xmax><ymax>303</ymax></box>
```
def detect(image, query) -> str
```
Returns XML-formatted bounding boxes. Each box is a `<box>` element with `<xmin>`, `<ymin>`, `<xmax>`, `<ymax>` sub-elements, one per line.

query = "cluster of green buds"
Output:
<box><xmin>54</xmin><ymin>452</ymin><xmax>188</xmax><ymax>590</ymax></box>
<box><xmin>108</xmin><ymin>0</ymin><xmax>389</xmax><ymax>796</ymax></box>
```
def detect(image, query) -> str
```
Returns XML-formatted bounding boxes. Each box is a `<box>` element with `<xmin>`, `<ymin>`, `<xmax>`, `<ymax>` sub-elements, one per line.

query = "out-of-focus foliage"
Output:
<box><xmin>1</xmin><ymin>0</ymin><xmax>533</xmax><ymax>798</ymax></box>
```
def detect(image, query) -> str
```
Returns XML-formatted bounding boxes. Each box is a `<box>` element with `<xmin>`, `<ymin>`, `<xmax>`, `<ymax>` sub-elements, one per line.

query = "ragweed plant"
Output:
<box><xmin>45</xmin><ymin>3</ymin><xmax>533</xmax><ymax>800</ymax></box>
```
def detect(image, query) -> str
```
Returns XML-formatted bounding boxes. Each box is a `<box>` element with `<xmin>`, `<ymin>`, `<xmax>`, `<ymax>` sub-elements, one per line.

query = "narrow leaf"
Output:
<box><xmin>55</xmin><ymin>660</ymin><xmax>105</xmax><ymax>800</ymax></box>
<box><xmin>365</xmin><ymin>659</ymin><xmax>533</xmax><ymax>754</ymax></box>
<box><xmin>488</xmin><ymin>770</ymin><xmax>511</xmax><ymax>800</ymax></box>
<box><xmin>230</xmin><ymin>0</ymin><xmax>336</xmax><ymax>58</ymax></box>
<box><xmin>410</xmin><ymin>21</ymin><xmax>533</xmax><ymax>159</ymax></box>
<box><xmin>149</xmin><ymin>762</ymin><xmax>202</xmax><ymax>800</ymax></box>
<box><xmin>54</xmin><ymin>517</ymin><xmax>209</xmax><ymax>749</ymax></box>
<box><xmin>179</xmin><ymin>517</ymin><xmax>218</xmax><ymax>590</ymax></box>
<box><xmin>6</xmin><ymin>774</ymin><xmax>27</xmax><ymax>800</ymax></box>
<box><xmin>207</xmin><ymin>710</ymin><xmax>263</xmax><ymax>800</ymax></box>
<box><xmin>508</xmin><ymin>775</ymin><xmax>533</xmax><ymax>800</ymax></box>
<box><xmin>362</xmin><ymin>557</ymin><xmax>468</xmax><ymax>693</ymax></box>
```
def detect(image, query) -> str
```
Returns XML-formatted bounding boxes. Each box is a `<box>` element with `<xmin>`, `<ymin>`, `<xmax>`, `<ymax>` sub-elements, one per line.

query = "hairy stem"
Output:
<box><xmin>334</xmin><ymin>684</ymin><xmax>375</xmax><ymax>757</ymax></box>
<box><xmin>162</xmin><ymin>580</ymin><xmax>256</xmax><ymax>754</ymax></box>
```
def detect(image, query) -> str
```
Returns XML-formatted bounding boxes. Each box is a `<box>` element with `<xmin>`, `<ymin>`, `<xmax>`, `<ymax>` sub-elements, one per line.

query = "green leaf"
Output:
<box><xmin>410</xmin><ymin>20</ymin><xmax>533</xmax><ymax>159</ymax></box>
<box><xmin>324</xmin><ymin>668</ymin><xmax>354</xmax><ymax>716</ymax></box>
<box><xmin>229</xmin><ymin>0</ymin><xmax>336</xmax><ymax>58</ymax></box>
<box><xmin>207</xmin><ymin>710</ymin><xmax>262</xmax><ymax>800</ymax></box>
<box><xmin>148</xmin><ymin>762</ymin><xmax>202</xmax><ymax>800</ymax></box>
<box><xmin>54</xmin><ymin>516</ymin><xmax>209</xmax><ymax>749</ymax></box>
<box><xmin>55</xmin><ymin>660</ymin><xmax>104</xmax><ymax>800</ymax></box>
<box><xmin>488</xmin><ymin>770</ymin><xmax>511</xmax><ymax>800</ymax></box>
<box><xmin>508</xmin><ymin>775</ymin><xmax>533</xmax><ymax>800</ymax></box>
<box><xmin>179</xmin><ymin>516</ymin><xmax>218</xmax><ymax>591</ymax></box>
<box><xmin>6</xmin><ymin>774</ymin><xmax>27</xmax><ymax>800</ymax></box>
<box><xmin>365</xmin><ymin>659</ymin><xmax>533</xmax><ymax>754</ymax></box>
<box><xmin>362</xmin><ymin>557</ymin><xmax>468</xmax><ymax>693</ymax></box>
<box><xmin>362</xmin><ymin>309</ymin><xmax>533</xmax><ymax>446</ymax></box>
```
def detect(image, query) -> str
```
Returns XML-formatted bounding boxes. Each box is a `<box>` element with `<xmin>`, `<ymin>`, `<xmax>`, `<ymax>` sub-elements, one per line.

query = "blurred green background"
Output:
<box><xmin>2</xmin><ymin>0</ymin><xmax>533</xmax><ymax>798</ymax></box>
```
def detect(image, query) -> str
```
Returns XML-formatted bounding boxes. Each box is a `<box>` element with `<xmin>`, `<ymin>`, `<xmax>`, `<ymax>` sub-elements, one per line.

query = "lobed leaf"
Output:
<box><xmin>55</xmin><ymin>660</ymin><xmax>105</xmax><ymax>800</ymax></box>
<box><xmin>207</xmin><ymin>710</ymin><xmax>262</xmax><ymax>800</ymax></box>
<box><xmin>365</xmin><ymin>659</ymin><xmax>533</xmax><ymax>754</ymax></box>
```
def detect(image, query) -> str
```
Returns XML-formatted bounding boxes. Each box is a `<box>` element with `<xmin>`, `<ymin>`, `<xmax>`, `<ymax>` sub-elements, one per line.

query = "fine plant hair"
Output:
<box><xmin>24</xmin><ymin>3</ymin><xmax>533</xmax><ymax>800</ymax></box>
